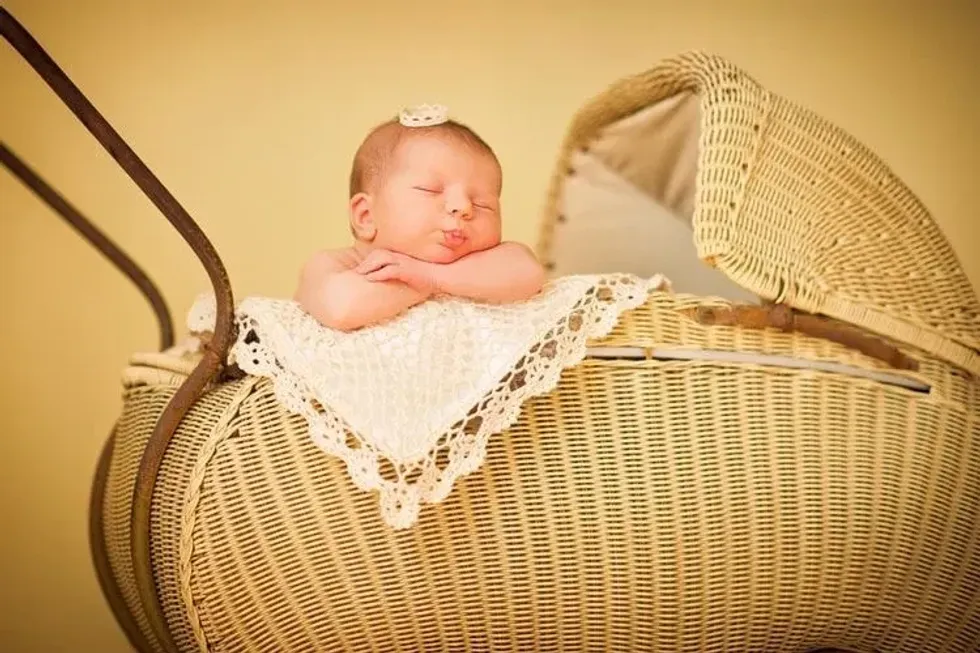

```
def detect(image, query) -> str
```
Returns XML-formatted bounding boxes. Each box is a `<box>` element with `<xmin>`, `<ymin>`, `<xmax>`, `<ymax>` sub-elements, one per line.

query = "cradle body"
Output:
<box><xmin>97</xmin><ymin>292</ymin><xmax>980</xmax><ymax>652</ymax></box>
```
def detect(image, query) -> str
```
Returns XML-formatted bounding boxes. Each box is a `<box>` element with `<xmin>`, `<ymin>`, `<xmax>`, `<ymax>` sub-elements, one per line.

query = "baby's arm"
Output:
<box><xmin>433</xmin><ymin>242</ymin><xmax>545</xmax><ymax>303</ymax></box>
<box><xmin>295</xmin><ymin>251</ymin><xmax>430</xmax><ymax>331</ymax></box>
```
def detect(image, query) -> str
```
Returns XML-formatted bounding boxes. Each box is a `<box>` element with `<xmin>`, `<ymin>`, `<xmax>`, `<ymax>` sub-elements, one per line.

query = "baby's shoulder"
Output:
<box><xmin>302</xmin><ymin>246</ymin><xmax>361</xmax><ymax>274</ymax></box>
<box><xmin>294</xmin><ymin>247</ymin><xmax>360</xmax><ymax>302</ymax></box>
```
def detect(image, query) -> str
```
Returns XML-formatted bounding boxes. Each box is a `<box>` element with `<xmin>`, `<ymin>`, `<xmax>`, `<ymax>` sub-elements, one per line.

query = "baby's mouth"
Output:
<box><xmin>442</xmin><ymin>230</ymin><xmax>466</xmax><ymax>247</ymax></box>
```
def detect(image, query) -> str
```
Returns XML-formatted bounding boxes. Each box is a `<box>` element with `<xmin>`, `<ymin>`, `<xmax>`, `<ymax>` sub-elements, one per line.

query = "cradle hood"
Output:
<box><xmin>538</xmin><ymin>51</ymin><xmax>980</xmax><ymax>377</ymax></box>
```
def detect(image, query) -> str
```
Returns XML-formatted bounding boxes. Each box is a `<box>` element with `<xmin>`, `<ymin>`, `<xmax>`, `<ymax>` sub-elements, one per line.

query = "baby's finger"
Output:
<box><xmin>357</xmin><ymin>258</ymin><xmax>388</xmax><ymax>274</ymax></box>
<box><xmin>365</xmin><ymin>266</ymin><xmax>400</xmax><ymax>282</ymax></box>
<box><xmin>356</xmin><ymin>251</ymin><xmax>391</xmax><ymax>274</ymax></box>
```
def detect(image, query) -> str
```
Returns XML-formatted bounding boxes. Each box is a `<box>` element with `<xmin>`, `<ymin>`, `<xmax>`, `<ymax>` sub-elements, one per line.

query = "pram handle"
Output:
<box><xmin>0</xmin><ymin>142</ymin><xmax>176</xmax><ymax>352</ymax></box>
<box><xmin>2</xmin><ymin>8</ymin><xmax>229</xmax><ymax>653</ymax></box>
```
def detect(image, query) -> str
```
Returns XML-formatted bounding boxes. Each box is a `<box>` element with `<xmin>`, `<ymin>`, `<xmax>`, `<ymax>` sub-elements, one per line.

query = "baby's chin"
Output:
<box><xmin>409</xmin><ymin>242</ymin><xmax>473</xmax><ymax>264</ymax></box>
<box><xmin>420</xmin><ymin>246</ymin><xmax>466</xmax><ymax>264</ymax></box>
<box><xmin>410</xmin><ymin>239</ymin><xmax>502</xmax><ymax>264</ymax></box>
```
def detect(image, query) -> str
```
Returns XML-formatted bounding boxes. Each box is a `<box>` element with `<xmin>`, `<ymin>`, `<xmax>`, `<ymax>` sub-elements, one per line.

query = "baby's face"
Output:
<box><xmin>367</xmin><ymin>136</ymin><xmax>503</xmax><ymax>264</ymax></box>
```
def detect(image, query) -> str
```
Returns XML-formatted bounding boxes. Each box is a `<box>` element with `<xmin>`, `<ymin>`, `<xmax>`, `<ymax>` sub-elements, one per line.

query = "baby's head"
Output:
<box><xmin>347</xmin><ymin>108</ymin><xmax>503</xmax><ymax>264</ymax></box>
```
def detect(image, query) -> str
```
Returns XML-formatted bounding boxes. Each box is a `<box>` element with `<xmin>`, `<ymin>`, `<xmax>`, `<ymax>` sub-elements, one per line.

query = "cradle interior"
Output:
<box><xmin>546</xmin><ymin>90</ymin><xmax>757</xmax><ymax>303</ymax></box>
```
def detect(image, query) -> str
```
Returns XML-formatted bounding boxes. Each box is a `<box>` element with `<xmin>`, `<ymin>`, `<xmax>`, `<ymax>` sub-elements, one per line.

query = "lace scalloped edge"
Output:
<box><xmin>225</xmin><ymin>273</ymin><xmax>665</xmax><ymax>529</ymax></box>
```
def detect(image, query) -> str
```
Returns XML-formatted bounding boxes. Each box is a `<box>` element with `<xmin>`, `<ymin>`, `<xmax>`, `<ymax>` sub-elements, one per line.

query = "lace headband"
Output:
<box><xmin>399</xmin><ymin>104</ymin><xmax>449</xmax><ymax>128</ymax></box>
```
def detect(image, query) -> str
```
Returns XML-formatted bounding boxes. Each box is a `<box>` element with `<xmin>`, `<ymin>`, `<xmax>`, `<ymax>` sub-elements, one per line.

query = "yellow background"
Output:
<box><xmin>1</xmin><ymin>0</ymin><xmax>977</xmax><ymax>650</ymax></box>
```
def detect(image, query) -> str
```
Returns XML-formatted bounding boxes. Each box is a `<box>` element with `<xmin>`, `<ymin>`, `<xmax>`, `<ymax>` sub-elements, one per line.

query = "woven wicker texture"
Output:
<box><xmin>537</xmin><ymin>51</ymin><xmax>980</xmax><ymax>376</ymax></box>
<box><xmin>101</xmin><ymin>384</ymin><xmax>174</xmax><ymax>653</ymax></box>
<box><xmin>103</xmin><ymin>292</ymin><xmax>980</xmax><ymax>653</ymax></box>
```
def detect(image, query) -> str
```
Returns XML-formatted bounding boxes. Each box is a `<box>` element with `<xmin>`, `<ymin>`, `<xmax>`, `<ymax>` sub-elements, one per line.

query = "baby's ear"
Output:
<box><xmin>349</xmin><ymin>192</ymin><xmax>377</xmax><ymax>241</ymax></box>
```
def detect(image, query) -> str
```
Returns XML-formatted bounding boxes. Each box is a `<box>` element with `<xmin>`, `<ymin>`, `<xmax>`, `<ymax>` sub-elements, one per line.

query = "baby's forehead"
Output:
<box><xmin>396</xmin><ymin>132</ymin><xmax>483</xmax><ymax>159</ymax></box>
<box><xmin>398</xmin><ymin>134</ymin><xmax>498</xmax><ymax>173</ymax></box>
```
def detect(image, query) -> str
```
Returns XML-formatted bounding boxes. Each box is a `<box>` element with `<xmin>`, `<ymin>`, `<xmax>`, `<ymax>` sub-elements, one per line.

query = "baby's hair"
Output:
<box><xmin>348</xmin><ymin>118</ymin><xmax>500</xmax><ymax>198</ymax></box>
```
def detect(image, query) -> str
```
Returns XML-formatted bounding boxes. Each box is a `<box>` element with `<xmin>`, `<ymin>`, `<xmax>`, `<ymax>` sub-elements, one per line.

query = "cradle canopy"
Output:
<box><xmin>538</xmin><ymin>51</ymin><xmax>980</xmax><ymax>378</ymax></box>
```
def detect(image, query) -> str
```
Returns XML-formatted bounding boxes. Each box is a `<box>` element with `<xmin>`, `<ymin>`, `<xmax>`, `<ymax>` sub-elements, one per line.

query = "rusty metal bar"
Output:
<box><xmin>686</xmin><ymin>303</ymin><xmax>920</xmax><ymax>371</ymax></box>
<box><xmin>0</xmin><ymin>142</ymin><xmax>175</xmax><ymax>351</ymax></box>
<box><xmin>2</xmin><ymin>8</ymin><xmax>236</xmax><ymax>653</ymax></box>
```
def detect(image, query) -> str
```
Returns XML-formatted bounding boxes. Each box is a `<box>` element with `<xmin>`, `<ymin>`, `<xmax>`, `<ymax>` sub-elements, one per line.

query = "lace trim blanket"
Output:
<box><xmin>187</xmin><ymin>273</ymin><xmax>668</xmax><ymax>528</ymax></box>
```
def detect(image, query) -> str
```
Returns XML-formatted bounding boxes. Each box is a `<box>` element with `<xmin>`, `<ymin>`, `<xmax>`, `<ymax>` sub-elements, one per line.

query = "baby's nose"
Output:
<box><xmin>444</xmin><ymin>193</ymin><xmax>472</xmax><ymax>218</ymax></box>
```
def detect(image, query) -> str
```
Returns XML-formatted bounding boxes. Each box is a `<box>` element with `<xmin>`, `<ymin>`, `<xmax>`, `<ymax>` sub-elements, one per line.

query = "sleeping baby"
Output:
<box><xmin>294</xmin><ymin>105</ymin><xmax>546</xmax><ymax>331</ymax></box>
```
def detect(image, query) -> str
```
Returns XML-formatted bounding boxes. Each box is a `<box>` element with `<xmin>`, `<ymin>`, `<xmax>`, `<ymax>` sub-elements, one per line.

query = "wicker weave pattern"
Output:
<box><xmin>536</xmin><ymin>51</ymin><xmax>980</xmax><ymax>376</ymax></box>
<box><xmin>102</xmin><ymin>385</ymin><xmax>174</xmax><ymax>653</ymax></box>
<box><xmin>103</xmin><ymin>293</ymin><xmax>980</xmax><ymax>652</ymax></box>
<box><xmin>106</xmin><ymin>369</ymin><xmax>258</xmax><ymax>653</ymax></box>
<box><xmin>152</xmin><ymin>379</ymin><xmax>261</xmax><ymax>653</ymax></box>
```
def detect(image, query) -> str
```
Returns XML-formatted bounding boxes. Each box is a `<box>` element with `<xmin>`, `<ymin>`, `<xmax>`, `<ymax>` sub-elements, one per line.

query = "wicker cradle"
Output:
<box><xmin>3</xmin><ymin>9</ymin><xmax>979</xmax><ymax>653</ymax></box>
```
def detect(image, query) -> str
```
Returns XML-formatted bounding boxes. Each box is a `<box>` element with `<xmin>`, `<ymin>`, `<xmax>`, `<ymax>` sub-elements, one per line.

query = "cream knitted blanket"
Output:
<box><xmin>187</xmin><ymin>273</ymin><xmax>668</xmax><ymax>528</ymax></box>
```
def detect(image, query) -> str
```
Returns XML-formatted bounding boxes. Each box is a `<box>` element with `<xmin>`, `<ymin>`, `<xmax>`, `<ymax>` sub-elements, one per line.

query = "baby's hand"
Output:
<box><xmin>355</xmin><ymin>249</ymin><xmax>439</xmax><ymax>296</ymax></box>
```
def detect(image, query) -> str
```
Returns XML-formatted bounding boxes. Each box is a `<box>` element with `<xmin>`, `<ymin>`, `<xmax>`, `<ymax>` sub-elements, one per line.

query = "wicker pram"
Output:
<box><xmin>3</xmin><ymin>9</ymin><xmax>978</xmax><ymax>653</ymax></box>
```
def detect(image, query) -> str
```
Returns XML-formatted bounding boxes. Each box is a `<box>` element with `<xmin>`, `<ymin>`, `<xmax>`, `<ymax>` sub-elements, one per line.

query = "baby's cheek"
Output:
<box><xmin>482</xmin><ymin>223</ymin><xmax>503</xmax><ymax>246</ymax></box>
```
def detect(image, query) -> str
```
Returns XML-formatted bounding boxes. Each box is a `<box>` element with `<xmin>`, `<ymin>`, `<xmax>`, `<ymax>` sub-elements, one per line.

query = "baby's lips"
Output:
<box><xmin>442</xmin><ymin>230</ymin><xmax>467</xmax><ymax>246</ymax></box>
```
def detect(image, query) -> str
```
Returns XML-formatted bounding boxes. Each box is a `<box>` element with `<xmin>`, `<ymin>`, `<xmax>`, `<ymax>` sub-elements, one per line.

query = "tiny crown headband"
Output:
<box><xmin>399</xmin><ymin>103</ymin><xmax>449</xmax><ymax>128</ymax></box>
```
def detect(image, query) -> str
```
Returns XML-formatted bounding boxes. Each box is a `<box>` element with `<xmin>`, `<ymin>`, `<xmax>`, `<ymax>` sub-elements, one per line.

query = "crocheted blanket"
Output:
<box><xmin>187</xmin><ymin>273</ymin><xmax>668</xmax><ymax>528</ymax></box>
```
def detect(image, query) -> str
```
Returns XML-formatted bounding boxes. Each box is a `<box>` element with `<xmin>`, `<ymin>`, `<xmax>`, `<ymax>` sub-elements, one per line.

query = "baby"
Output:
<box><xmin>294</xmin><ymin>106</ymin><xmax>546</xmax><ymax>331</ymax></box>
